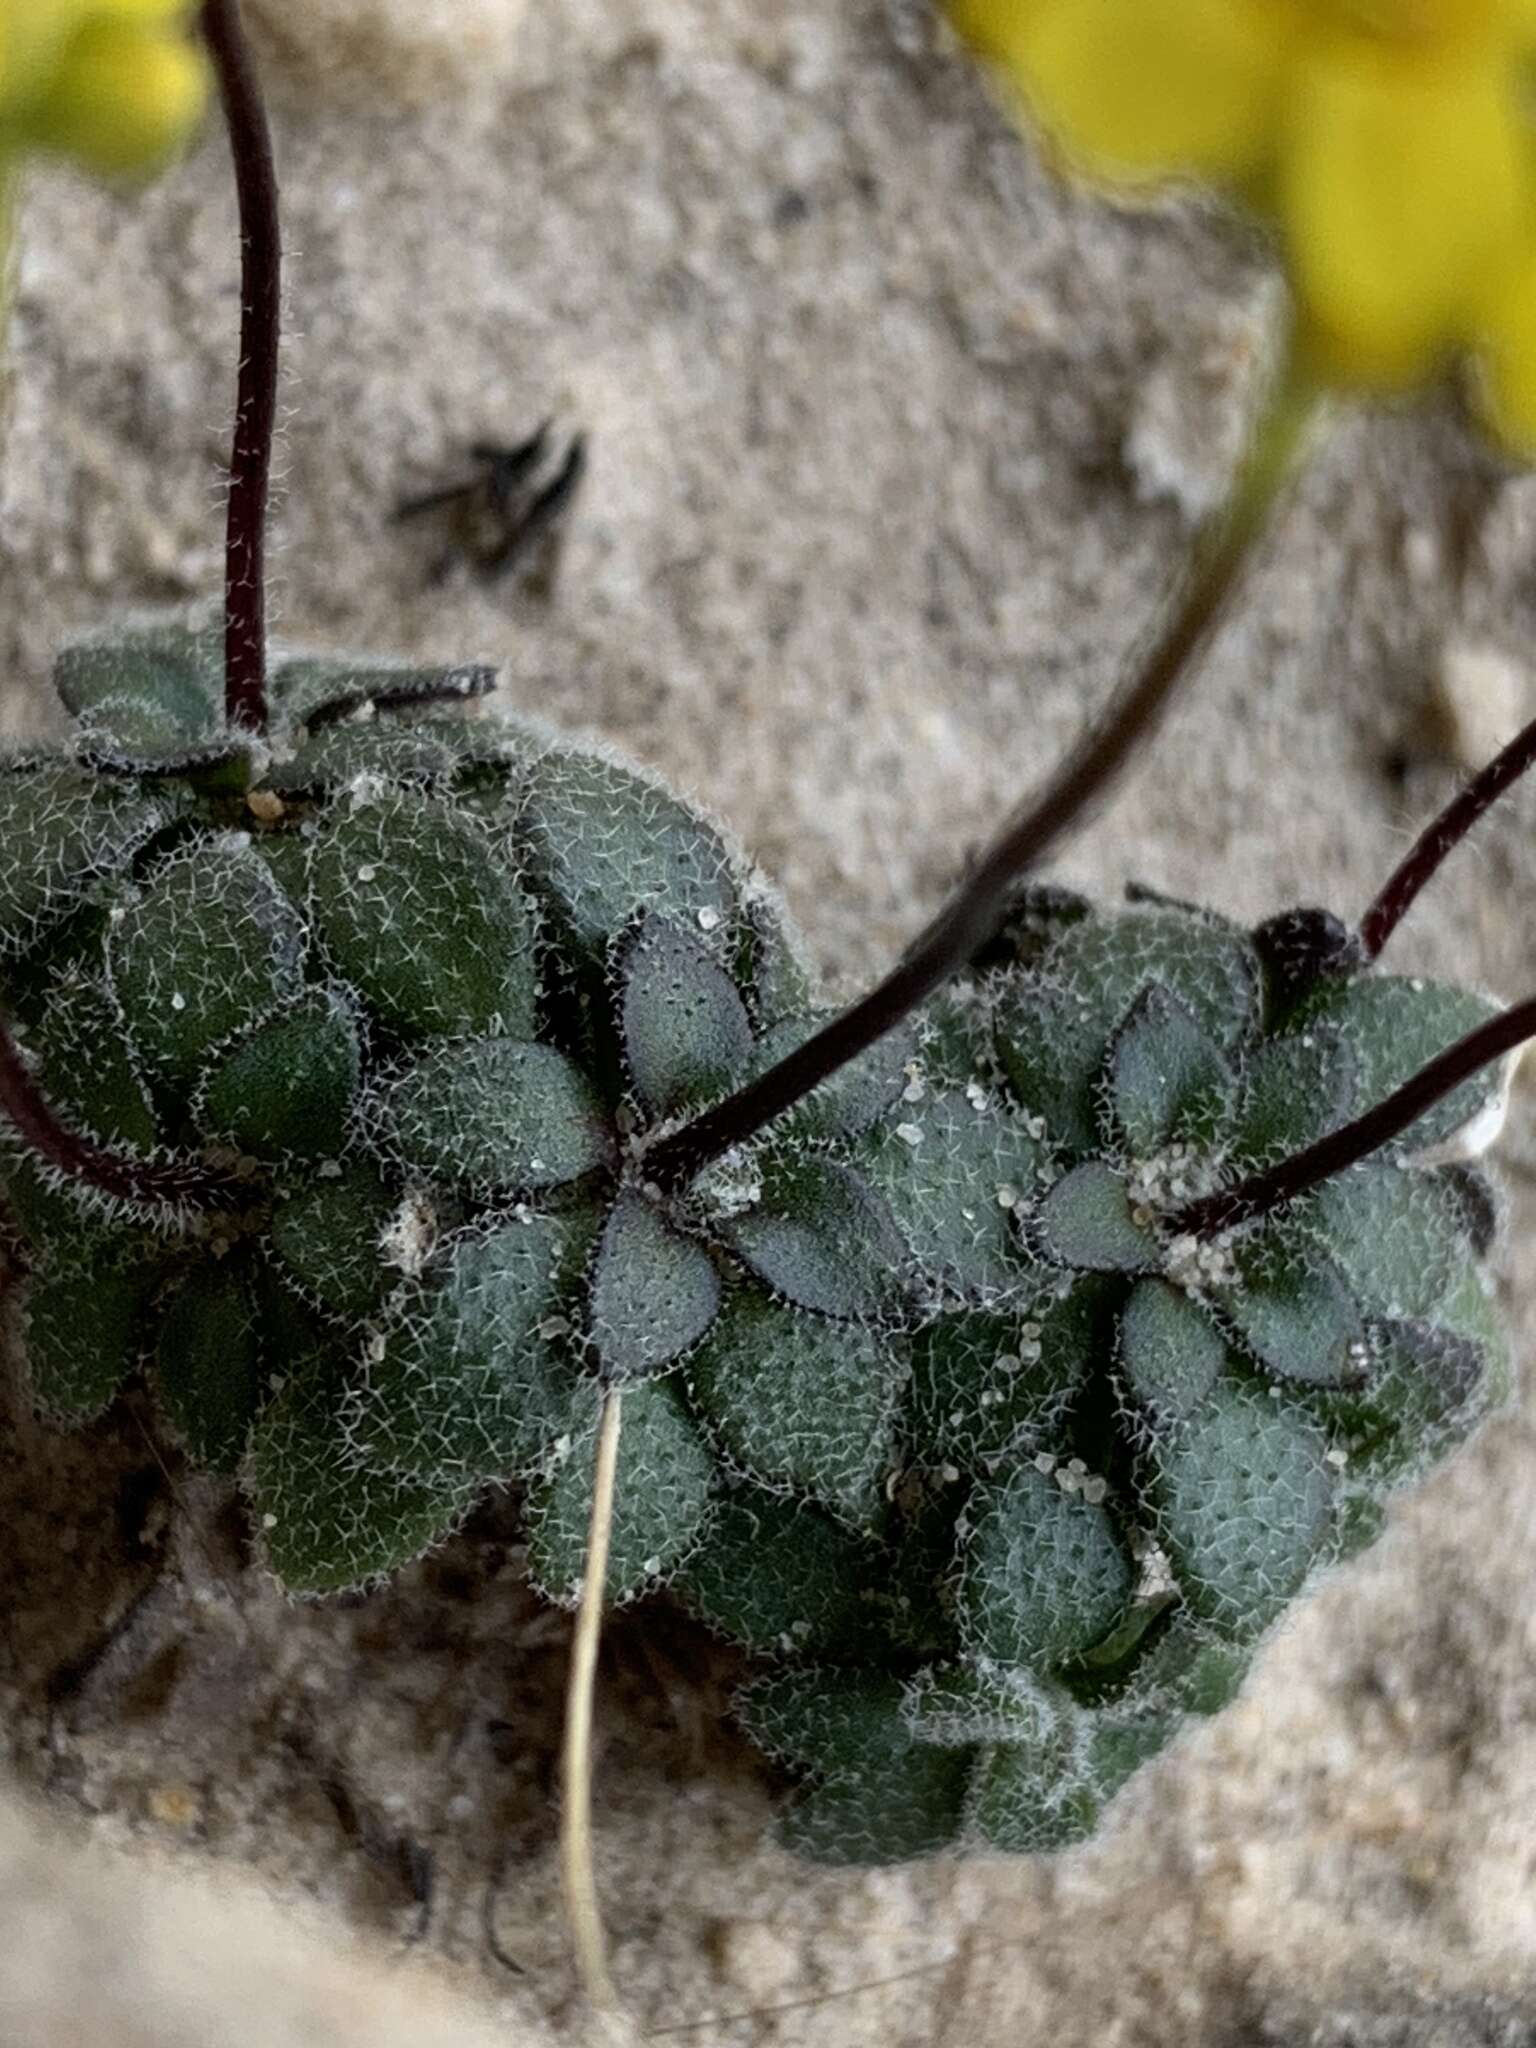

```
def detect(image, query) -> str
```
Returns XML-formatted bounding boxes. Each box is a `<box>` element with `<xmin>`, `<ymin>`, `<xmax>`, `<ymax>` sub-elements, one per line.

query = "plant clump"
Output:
<box><xmin>0</xmin><ymin>615</ymin><xmax>1513</xmax><ymax>1865</ymax></box>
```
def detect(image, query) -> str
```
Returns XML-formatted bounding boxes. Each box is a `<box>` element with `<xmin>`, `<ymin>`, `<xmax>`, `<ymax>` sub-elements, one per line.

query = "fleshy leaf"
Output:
<box><xmin>688</xmin><ymin>1291</ymin><xmax>905</xmax><ymax>1527</ymax></box>
<box><xmin>589</xmin><ymin>1190</ymin><xmax>721</xmax><ymax>1381</ymax></box>
<box><xmin>1309</xmin><ymin>1309</ymin><xmax>1493</xmax><ymax>1482</ymax></box>
<box><xmin>1034</xmin><ymin>1161</ymin><xmax>1160</xmax><ymax>1275</ymax></box>
<box><xmin>269</xmin><ymin>1163</ymin><xmax>396</xmax><ymax>1321</ymax></box>
<box><xmin>739</xmin><ymin>1670</ymin><xmax>971</xmax><ymax>1863</ymax></box>
<box><xmin>1133</xmin><ymin>1617</ymin><xmax>1253</xmax><ymax>1715</ymax></box>
<box><xmin>155</xmin><ymin>1261</ymin><xmax>264</xmax><ymax>1472</ymax></box>
<box><xmin>524</xmin><ymin>1375</ymin><xmax>716</xmax><ymax>1605</ymax></box>
<box><xmin>269</xmin><ymin>652</ymin><xmax>496</xmax><ymax>728</ymax></box>
<box><xmin>1292</xmin><ymin>1160</ymin><xmax>1462</xmax><ymax>1322</ymax></box>
<box><xmin>901</xmin><ymin>1663</ymin><xmax>1067</xmax><ymax>1748</ymax></box>
<box><xmin>725</xmin><ymin>1157</ymin><xmax>905</xmax><ymax>1319</ymax></box>
<box><xmin>266</xmin><ymin>718</ymin><xmax>520</xmax><ymax>794</ymax></box>
<box><xmin>0</xmin><ymin>765</ymin><xmax>171</xmax><ymax>956</ymax></box>
<box><xmin>53</xmin><ymin>610</ymin><xmax>223</xmax><ymax>734</ymax></box>
<box><xmin>746</xmin><ymin>1013</ymin><xmax>918</xmax><ymax>1142</ymax></box>
<box><xmin>1117</xmin><ymin>1278</ymin><xmax>1227</xmax><ymax>1424</ymax></box>
<box><xmin>902</xmin><ymin>1287</ymin><xmax>1101</xmax><ymax>1464</ymax></box>
<box><xmin>32</xmin><ymin>970</ymin><xmax>157</xmax><ymax>1153</ymax></box>
<box><xmin>109</xmin><ymin>841</ymin><xmax>307</xmax><ymax>1087</ymax></box>
<box><xmin>1221</xmin><ymin>1228</ymin><xmax>1364</xmax><ymax>1386</ymax></box>
<box><xmin>964</xmin><ymin>1739</ymin><xmax>1096</xmax><ymax>1854</ymax></box>
<box><xmin>992</xmin><ymin>974</ymin><xmax>1103</xmax><ymax>1155</ymax></box>
<box><xmin>200</xmin><ymin>991</ymin><xmax>361</xmax><ymax>1159</ymax></box>
<box><xmin>740</xmin><ymin>888</ymin><xmax>816</xmax><ymax>1025</ymax></box>
<box><xmin>1227</xmin><ymin>1025</ymin><xmax>1356</xmax><ymax>1164</ymax></box>
<box><xmin>1145</xmin><ymin>1381</ymin><xmax>1334</xmax><ymax>1637</ymax></box>
<box><xmin>372</xmin><ymin>1038</ymin><xmax>610</xmax><ymax>1196</ymax></box>
<box><xmin>306</xmin><ymin>793</ymin><xmax>540</xmax><ymax>1040</ymax></box>
<box><xmin>674</xmin><ymin>1486</ymin><xmax>883</xmax><ymax>1655</ymax></box>
<box><xmin>1105</xmin><ymin>985</ymin><xmax>1237</xmax><ymax>1156</ymax></box>
<box><xmin>249</xmin><ymin>1349</ymin><xmax>478</xmax><ymax>1596</ymax></box>
<box><xmin>514</xmin><ymin>748</ymin><xmax>736</xmax><ymax>960</ymax></box>
<box><xmin>619</xmin><ymin>913</ymin><xmax>752</xmax><ymax>1118</ymax></box>
<box><xmin>22</xmin><ymin>1239</ymin><xmax>161</xmax><ymax>1421</ymax></box>
<box><xmin>958</xmin><ymin>1462</ymin><xmax>1134</xmax><ymax>1667</ymax></box>
<box><xmin>1291</xmin><ymin>975</ymin><xmax>1503</xmax><ymax>1155</ymax></box>
<box><xmin>1040</xmin><ymin>905</ymin><xmax>1263</xmax><ymax>1054</ymax></box>
<box><xmin>349</xmin><ymin>1210</ymin><xmax>593</xmax><ymax>1481</ymax></box>
<box><xmin>860</xmin><ymin>1086</ymin><xmax>1051</xmax><ymax>1304</ymax></box>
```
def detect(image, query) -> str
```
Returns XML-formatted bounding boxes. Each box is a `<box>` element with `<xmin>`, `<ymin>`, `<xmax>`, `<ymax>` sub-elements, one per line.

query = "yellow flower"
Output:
<box><xmin>947</xmin><ymin>0</ymin><xmax>1536</xmax><ymax>451</ymax></box>
<box><xmin>0</xmin><ymin>1</ymin><xmax>206</xmax><ymax>178</ymax></box>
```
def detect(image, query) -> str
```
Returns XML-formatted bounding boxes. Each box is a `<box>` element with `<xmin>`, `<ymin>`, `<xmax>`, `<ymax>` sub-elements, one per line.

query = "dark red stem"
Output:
<box><xmin>1172</xmin><ymin>997</ymin><xmax>1536</xmax><ymax>1238</ymax></box>
<box><xmin>0</xmin><ymin>1016</ymin><xmax>240</xmax><ymax>1215</ymax></box>
<box><xmin>644</xmin><ymin>514</ymin><xmax>1247</xmax><ymax>1193</ymax></box>
<box><xmin>201</xmin><ymin>0</ymin><xmax>280</xmax><ymax>735</ymax></box>
<box><xmin>1358</xmin><ymin>706</ymin><xmax>1536</xmax><ymax>962</ymax></box>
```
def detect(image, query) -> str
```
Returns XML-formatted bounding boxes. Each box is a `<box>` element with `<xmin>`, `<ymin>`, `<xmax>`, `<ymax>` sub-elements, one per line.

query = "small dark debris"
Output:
<box><xmin>393</xmin><ymin>421</ymin><xmax>587</xmax><ymax>590</ymax></box>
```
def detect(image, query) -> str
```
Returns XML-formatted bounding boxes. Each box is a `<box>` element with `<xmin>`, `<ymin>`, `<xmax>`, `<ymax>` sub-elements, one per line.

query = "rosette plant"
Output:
<box><xmin>4</xmin><ymin>0</ymin><xmax>1536</xmax><ymax>2020</ymax></box>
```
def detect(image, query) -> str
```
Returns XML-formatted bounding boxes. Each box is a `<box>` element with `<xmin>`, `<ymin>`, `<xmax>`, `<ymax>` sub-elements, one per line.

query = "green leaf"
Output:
<box><xmin>248</xmin><ymin>1349</ymin><xmax>478</xmax><ymax>1596</ymax></box>
<box><xmin>32</xmin><ymin>970</ymin><xmax>157</xmax><ymax>1153</ymax></box>
<box><xmin>902</xmin><ymin>1286</ymin><xmax>1102</xmax><ymax>1465</ymax></box>
<box><xmin>514</xmin><ymin>747</ymin><xmax>736</xmax><ymax>961</ymax></box>
<box><xmin>349</xmin><ymin>1210</ymin><xmax>592</xmax><ymax>1481</ymax></box>
<box><xmin>860</xmin><ymin>1086</ymin><xmax>1051</xmax><ymax>1305</ymax></box>
<box><xmin>109</xmin><ymin>841</ymin><xmax>308</xmax><ymax>1087</ymax></box>
<box><xmin>992</xmin><ymin>974</ymin><xmax>1103</xmax><ymax>1156</ymax></box>
<box><xmin>777</xmin><ymin>1753</ymin><xmax>972</xmax><ymax>1865</ymax></box>
<box><xmin>155</xmin><ymin>1261</ymin><xmax>264</xmax><ymax>1472</ymax></box>
<box><xmin>1310</xmin><ymin>1313</ymin><xmax>1492</xmax><ymax>1482</ymax></box>
<box><xmin>1105</xmin><ymin>985</ymin><xmax>1237</xmax><ymax>1157</ymax></box>
<box><xmin>265</xmin><ymin>718</ymin><xmax>520</xmax><ymax>793</ymax></box>
<box><xmin>901</xmin><ymin>1663</ymin><xmax>1067</xmax><ymax>1748</ymax></box>
<box><xmin>740</xmin><ymin>887</ymin><xmax>816</xmax><ymax>1025</ymax></box>
<box><xmin>0</xmin><ymin>764</ymin><xmax>171</xmax><ymax>955</ymax></box>
<box><xmin>372</xmin><ymin>1038</ymin><xmax>610</xmax><ymax>1196</ymax></box>
<box><xmin>1041</xmin><ymin>905</ymin><xmax>1263</xmax><ymax>1055</ymax></box>
<box><xmin>22</xmin><ymin>1239</ymin><xmax>161</xmax><ymax>1420</ymax></box>
<box><xmin>746</xmin><ymin>1013</ymin><xmax>918</xmax><ymax>1142</ymax></box>
<box><xmin>1221</xmin><ymin>1227</ymin><xmax>1364</xmax><ymax>1387</ymax></box>
<box><xmin>1034</xmin><ymin>1161</ymin><xmax>1161</xmax><ymax>1275</ymax></box>
<box><xmin>1132</xmin><ymin>1617</ymin><xmax>1252</xmax><ymax>1715</ymax></box>
<box><xmin>1291</xmin><ymin>975</ymin><xmax>1503</xmax><ymax>1155</ymax></box>
<box><xmin>269</xmin><ymin>1163</ymin><xmax>396</xmax><ymax>1321</ymax></box>
<box><xmin>199</xmin><ymin>991</ymin><xmax>361</xmax><ymax>1159</ymax></box>
<box><xmin>269</xmin><ymin>652</ymin><xmax>496</xmax><ymax>728</ymax></box>
<box><xmin>957</xmin><ymin>1462</ymin><xmax>1134</xmax><ymax>1667</ymax></box>
<box><xmin>1227</xmin><ymin>1026</ymin><xmax>1356</xmax><ymax>1165</ymax></box>
<box><xmin>1292</xmin><ymin>1161</ymin><xmax>1462</xmax><ymax>1323</ymax></box>
<box><xmin>1145</xmin><ymin>1381</ymin><xmax>1334</xmax><ymax>1637</ymax></box>
<box><xmin>688</xmin><ymin>1291</ymin><xmax>905</xmax><ymax>1527</ymax></box>
<box><xmin>739</xmin><ymin>1669</ymin><xmax>971</xmax><ymax>1863</ymax></box>
<box><xmin>724</xmin><ymin>1157</ymin><xmax>905</xmax><ymax>1319</ymax></box>
<box><xmin>306</xmin><ymin>793</ymin><xmax>540</xmax><ymax>1040</ymax></box>
<box><xmin>964</xmin><ymin>1739</ymin><xmax>1096</xmax><ymax>1854</ymax></box>
<box><xmin>1117</xmin><ymin>1278</ymin><xmax>1227</xmax><ymax>1424</ymax></box>
<box><xmin>619</xmin><ymin>913</ymin><xmax>752</xmax><ymax>1117</ymax></box>
<box><xmin>589</xmin><ymin>1189</ymin><xmax>721</xmax><ymax>1381</ymax></box>
<box><xmin>53</xmin><ymin>609</ymin><xmax>223</xmax><ymax>734</ymax></box>
<box><xmin>524</xmin><ymin>1376</ymin><xmax>716</xmax><ymax>1604</ymax></box>
<box><xmin>674</xmin><ymin>1486</ymin><xmax>883</xmax><ymax>1655</ymax></box>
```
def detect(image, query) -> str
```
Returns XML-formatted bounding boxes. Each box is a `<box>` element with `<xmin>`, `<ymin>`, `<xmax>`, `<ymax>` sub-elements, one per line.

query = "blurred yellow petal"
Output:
<box><xmin>0</xmin><ymin>4</ymin><xmax>83</xmax><ymax>118</ymax></box>
<box><xmin>22</xmin><ymin>18</ymin><xmax>206</xmax><ymax>175</ymax></box>
<box><xmin>1280</xmin><ymin>41</ymin><xmax>1530</xmax><ymax>387</ymax></box>
<box><xmin>1473</xmin><ymin>249</ymin><xmax>1536</xmax><ymax>453</ymax></box>
<box><xmin>958</xmin><ymin>0</ymin><xmax>1289</xmax><ymax>185</ymax></box>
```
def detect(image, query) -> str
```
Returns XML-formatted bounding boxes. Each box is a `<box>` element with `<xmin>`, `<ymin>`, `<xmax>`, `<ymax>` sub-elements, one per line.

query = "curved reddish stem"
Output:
<box><xmin>0</xmin><ymin>1014</ymin><xmax>239</xmax><ymax>1216</ymax></box>
<box><xmin>1172</xmin><ymin>997</ymin><xmax>1536</xmax><ymax>1238</ymax></box>
<box><xmin>201</xmin><ymin>0</ymin><xmax>281</xmax><ymax>734</ymax></box>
